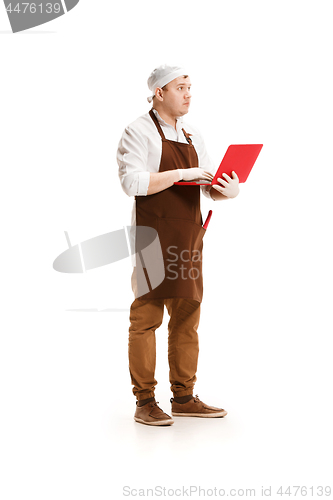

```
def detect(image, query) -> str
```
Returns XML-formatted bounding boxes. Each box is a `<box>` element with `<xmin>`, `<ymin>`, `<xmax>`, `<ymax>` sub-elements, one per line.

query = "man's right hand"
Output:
<box><xmin>178</xmin><ymin>168</ymin><xmax>214</xmax><ymax>182</ymax></box>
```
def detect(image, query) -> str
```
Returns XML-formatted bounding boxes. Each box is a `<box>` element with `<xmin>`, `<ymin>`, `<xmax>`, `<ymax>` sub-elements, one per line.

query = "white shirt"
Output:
<box><xmin>116</xmin><ymin>109</ymin><xmax>216</xmax><ymax>261</ymax></box>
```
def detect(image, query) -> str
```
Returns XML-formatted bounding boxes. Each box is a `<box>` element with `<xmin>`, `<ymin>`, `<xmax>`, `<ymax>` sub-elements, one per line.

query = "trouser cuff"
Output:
<box><xmin>172</xmin><ymin>388</ymin><xmax>194</xmax><ymax>397</ymax></box>
<box><xmin>136</xmin><ymin>391</ymin><xmax>155</xmax><ymax>401</ymax></box>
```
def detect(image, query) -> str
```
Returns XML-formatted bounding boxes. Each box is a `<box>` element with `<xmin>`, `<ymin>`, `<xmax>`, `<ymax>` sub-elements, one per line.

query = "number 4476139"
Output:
<box><xmin>6</xmin><ymin>3</ymin><xmax>61</xmax><ymax>14</ymax></box>
<box><xmin>277</xmin><ymin>486</ymin><xmax>331</xmax><ymax>496</ymax></box>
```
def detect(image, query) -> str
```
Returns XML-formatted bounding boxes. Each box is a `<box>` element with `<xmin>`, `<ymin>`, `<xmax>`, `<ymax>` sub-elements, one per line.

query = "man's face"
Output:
<box><xmin>160</xmin><ymin>75</ymin><xmax>192</xmax><ymax>118</ymax></box>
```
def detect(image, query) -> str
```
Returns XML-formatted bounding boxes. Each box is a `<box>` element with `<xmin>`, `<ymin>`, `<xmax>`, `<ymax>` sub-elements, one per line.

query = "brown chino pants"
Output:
<box><xmin>128</xmin><ymin>297</ymin><xmax>201</xmax><ymax>401</ymax></box>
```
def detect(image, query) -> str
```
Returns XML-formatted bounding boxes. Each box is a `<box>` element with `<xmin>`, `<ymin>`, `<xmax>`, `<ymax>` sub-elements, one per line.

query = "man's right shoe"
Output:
<box><xmin>134</xmin><ymin>401</ymin><xmax>174</xmax><ymax>426</ymax></box>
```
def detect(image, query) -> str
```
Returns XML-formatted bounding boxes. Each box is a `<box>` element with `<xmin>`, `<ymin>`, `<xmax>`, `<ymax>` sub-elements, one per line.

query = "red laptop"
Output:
<box><xmin>174</xmin><ymin>144</ymin><xmax>263</xmax><ymax>185</ymax></box>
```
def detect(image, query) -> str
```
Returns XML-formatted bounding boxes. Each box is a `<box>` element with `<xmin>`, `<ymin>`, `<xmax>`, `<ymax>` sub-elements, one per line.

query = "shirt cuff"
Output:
<box><xmin>137</xmin><ymin>171</ymin><xmax>151</xmax><ymax>196</ymax></box>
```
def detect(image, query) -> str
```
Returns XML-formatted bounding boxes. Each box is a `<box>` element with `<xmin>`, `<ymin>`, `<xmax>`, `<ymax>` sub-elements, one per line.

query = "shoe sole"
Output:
<box><xmin>172</xmin><ymin>411</ymin><xmax>227</xmax><ymax>418</ymax></box>
<box><xmin>134</xmin><ymin>417</ymin><xmax>174</xmax><ymax>426</ymax></box>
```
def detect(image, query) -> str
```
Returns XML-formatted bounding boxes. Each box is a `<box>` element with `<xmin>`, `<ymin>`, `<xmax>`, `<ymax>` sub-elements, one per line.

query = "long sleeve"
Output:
<box><xmin>117</xmin><ymin>125</ymin><xmax>151</xmax><ymax>197</ymax></box>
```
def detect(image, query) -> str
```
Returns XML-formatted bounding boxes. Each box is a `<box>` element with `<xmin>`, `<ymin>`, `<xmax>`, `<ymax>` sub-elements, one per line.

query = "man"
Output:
<box><xmin>117</xmin><ymin>64</ymin><xmax>239</xmax><ymax>426</ymax></box>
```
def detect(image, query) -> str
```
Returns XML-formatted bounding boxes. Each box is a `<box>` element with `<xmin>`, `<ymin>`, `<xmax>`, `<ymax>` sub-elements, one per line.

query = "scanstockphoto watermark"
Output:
<box><xmin>123</xmin><ymin>485</ymin><xmax>256</xmax><ymax>497</ymax></box>
<box><xmin>53</xmin><ymin>227</ymin><xmax>203</xmax><ymax>311</ymax></box>
<box><xmin>123</xmin><ymin>485</ymin><xmax>332</xmax><ymax>497</ymax></box>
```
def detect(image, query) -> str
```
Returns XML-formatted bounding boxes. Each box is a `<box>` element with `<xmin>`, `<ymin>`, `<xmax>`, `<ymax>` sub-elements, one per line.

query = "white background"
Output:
<box><xmin>1</xmin><ymin>1</ymin><xmax>332</xmax><ymax>498</ymax></box>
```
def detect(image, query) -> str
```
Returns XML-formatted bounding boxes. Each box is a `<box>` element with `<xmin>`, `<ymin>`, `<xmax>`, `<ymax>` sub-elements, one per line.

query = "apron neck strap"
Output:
<box><xmin>149</xmin><ymin>109</ymin><xmax>165</xmax><ymax>139</ymax></box>
<box><xmin>149</xmin><ymin>108</ymin><xmax>193</xmax><ymax>144</ymax></box>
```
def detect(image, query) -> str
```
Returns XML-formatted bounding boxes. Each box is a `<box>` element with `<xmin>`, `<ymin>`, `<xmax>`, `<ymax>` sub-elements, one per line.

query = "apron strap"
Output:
<box><xmin>149</xmin><ymin>109</ymin><xmax>165</xmax><ymax>139</ymax></box>
<box><xmin>182</xmin><ymin>128</ymin><xmax>193</xmax><ymax>145</ymax></box>
<box><xmin>149</xmin><ymin>108</ymin><xmax>193</xmax><ymax>145</ymax></box>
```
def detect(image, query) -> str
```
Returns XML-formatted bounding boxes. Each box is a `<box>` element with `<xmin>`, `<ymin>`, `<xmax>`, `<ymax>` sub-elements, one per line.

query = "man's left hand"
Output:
<box><xmin>212</xmin><ymin>171</ymin><xmax>239</xmax><ymax>198</ymax></box>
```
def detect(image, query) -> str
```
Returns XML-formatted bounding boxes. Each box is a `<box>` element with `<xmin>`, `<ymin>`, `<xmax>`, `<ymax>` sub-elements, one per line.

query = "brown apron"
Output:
<box><xmin>134</xmin><ymin>109</ymin><xmax>206</xmax><ymax>303</ymax></box>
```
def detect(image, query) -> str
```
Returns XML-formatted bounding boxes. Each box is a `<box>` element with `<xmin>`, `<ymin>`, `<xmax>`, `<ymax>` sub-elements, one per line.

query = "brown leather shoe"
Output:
<box><xmin>134</xmin><ymin>401</ymin><xmax>174</xmax><ymax>426</ymax></box>
<box><xmin>171</xmin><ymin>394</ymin><xmax>227</xmax><ymax>418</ymax></box>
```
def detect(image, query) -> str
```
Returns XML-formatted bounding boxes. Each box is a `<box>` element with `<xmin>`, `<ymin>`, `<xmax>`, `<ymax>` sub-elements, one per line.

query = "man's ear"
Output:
<box><xmin>155</xmin><ymin>87</ymin><xmax>164</xmax><ymax>102</ymax></box>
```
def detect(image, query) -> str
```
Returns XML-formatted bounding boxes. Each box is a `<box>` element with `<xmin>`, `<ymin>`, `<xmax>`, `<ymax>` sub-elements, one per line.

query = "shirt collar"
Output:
<box><xmin>151</xmin><ymin>108</ymin><xmax>184</xmax><ymax>131</ymax></box>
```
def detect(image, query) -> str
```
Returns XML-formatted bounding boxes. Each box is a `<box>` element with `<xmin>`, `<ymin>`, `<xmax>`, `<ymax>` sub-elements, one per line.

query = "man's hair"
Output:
<box><xmin>153</xmin><ymin>75</ymin><xmax>189</xmax><ymax>98</ymax></box>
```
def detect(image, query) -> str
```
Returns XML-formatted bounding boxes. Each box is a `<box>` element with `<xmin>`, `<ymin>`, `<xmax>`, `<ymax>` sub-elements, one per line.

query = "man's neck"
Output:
<box><xmin>153</xmin><ymin>107</ymin><xmax>178</xmax><ymax>130</ymax></box>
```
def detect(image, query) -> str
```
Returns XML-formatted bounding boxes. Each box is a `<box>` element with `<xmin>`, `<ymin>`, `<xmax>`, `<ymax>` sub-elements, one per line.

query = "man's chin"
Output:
<box><xmin>177</xmin><ymin>108</ymin><xmax>189</xmax><ymax>117</ymax></box>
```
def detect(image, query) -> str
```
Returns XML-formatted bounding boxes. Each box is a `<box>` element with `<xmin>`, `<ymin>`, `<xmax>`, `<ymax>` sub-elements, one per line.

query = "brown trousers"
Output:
<box><xmin>128</xmin><ymin>297</ymin><xmax>201</xmax><ymax>401</ymax></box>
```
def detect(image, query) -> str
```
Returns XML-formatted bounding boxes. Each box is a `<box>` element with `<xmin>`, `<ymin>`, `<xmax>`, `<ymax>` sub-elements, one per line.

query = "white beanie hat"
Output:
<box><xmin>147</xmin><ymin>64</ymin><xmax>187</xmax><ymax>103</ymax></box>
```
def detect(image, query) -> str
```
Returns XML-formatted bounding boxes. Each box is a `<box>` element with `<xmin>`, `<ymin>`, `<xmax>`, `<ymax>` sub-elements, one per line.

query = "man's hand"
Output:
<box><xmin>179</xmin><ymin>168</ymin><xmax>214</xmax><ymax>182</ymax></box>
<box><xmin>212</xmin><ymin>171</ymin><xmax>239</xmax><ymax>198</ymax></box>
<box><xmin>147</xmin><ymin>168</ymin><xmax>213</xmax><ymax>195</ymax></box>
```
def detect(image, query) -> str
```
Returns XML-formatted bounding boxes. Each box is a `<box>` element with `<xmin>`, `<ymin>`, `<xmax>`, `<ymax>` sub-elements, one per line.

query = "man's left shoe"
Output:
<box><xmin>171</xmin><ymin>394</ymin><xmax>227</xmax><ymax>418</ymax></box>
